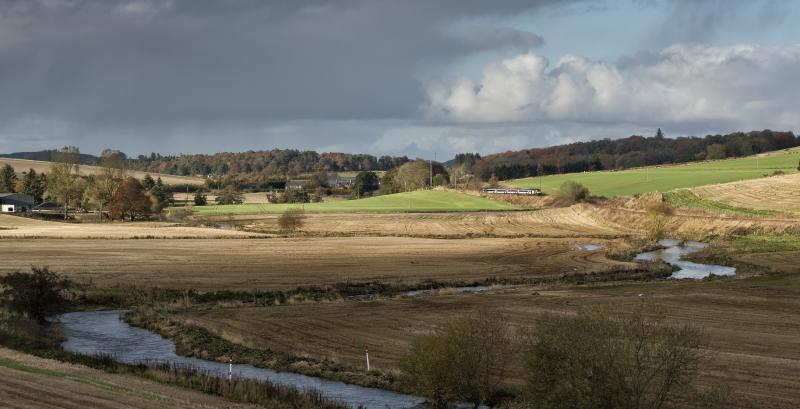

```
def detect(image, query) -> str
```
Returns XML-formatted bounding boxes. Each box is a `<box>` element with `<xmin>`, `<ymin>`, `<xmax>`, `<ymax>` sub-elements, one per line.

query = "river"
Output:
<box><xmin>54</xmin><ymin>310</ymin><xmax>425</xmax><ymax>409</ymax></box>
<box><xmin>635</xmin><ymin>239</ymin><xmax>736</xmax><ymax>279</ymax></box>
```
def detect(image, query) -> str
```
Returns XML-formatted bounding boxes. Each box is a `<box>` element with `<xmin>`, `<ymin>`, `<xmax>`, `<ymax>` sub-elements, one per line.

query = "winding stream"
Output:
<box><xmin>635</xmin><ymin>239</ymin><xmax>736</xmax><ymax>279</ymax></box>
<box><xmin>55</xmin><ymin>310</ymin><xmax>425</xmax><ymax>409</ymax></box>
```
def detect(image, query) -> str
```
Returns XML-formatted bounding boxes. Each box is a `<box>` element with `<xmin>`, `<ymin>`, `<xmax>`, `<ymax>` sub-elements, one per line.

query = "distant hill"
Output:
<box><xmin>471</xmin><ymin>130</ymin><xmax>799</xmax><ymax>180</ymax></box>
<box><xmin>508</xmin><ymin>147</ymin><xmax>800</xmax><ymax>198</ymax></box>
<box><xmin>0</xmin><ymin>157</ymin><xmax>205</xmax><ymax>186</ymax></box>
<box><xmin>0</xmin><ymin>150</ymin><xmax>100</xmax><ymax>165</ymax></box>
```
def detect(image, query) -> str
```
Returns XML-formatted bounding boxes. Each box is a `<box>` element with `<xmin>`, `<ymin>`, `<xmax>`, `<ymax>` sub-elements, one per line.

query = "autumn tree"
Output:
<box><xmin>48</xmin><ymin>147</ymin><xmax>85</xmax><ymax>219</ymax></box>
<box><xmin>86</xmin><ymin>150</ymin><xmax>129</xmax><ymax>219</ymax></box>
<box><xmin>108</xmin><ymin>177</ymin><xmax>152</xmax><ymax>221</ymax></box>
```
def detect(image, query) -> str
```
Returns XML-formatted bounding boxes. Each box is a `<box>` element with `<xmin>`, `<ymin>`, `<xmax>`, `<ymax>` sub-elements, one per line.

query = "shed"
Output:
<box><xmin>0</xmin><ymin>193</ymin><xmax>34</xmax><ymax>213</ymax></box>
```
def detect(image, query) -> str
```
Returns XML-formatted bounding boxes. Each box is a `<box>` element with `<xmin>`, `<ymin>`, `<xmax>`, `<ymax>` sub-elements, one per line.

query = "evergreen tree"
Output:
<box><xmin>142</xmin><ymin>173</ymin><xmax>156</xmax><ymax>190</ymax></box>
<box><xmin>0</xmin><ymin>164</ymin><xmax>17</xmax><ymax>192</ymax></box>
<box><xmin>193</xmin><ymin>189</ymin><xmax>207</xmax><ymax>206</ymax></box>
<box><xmin>148</xmin><ymin>177</ymin><xmax>173</xmax><ymax>212</ymax></box>
<box><xmin>20</xmin><ymin>169</ymin><xmax>46</xmax><ymax>204</ymax></box>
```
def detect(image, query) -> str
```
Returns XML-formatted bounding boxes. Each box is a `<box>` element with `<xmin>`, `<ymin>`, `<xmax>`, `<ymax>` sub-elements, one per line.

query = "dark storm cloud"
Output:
<box><xmin>0</xmin><ymin>0</ymin><xmax>560</xmax><ymax>128</ymax></box>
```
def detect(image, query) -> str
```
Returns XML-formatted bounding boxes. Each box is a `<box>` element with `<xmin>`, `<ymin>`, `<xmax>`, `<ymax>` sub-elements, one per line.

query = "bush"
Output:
<box><xmin>400</xmin><ymin>312</ymin><xmax>514</xmax><ymax>408</ymax></box>
<box><xmin>0</xmin><ymin>267</ymin><xmax>73</xmax><ymax>324</ymax></box>
<box><xmin>193</xmin><ymin>190</ymin><xmax>207</xmax><ymax>206</ymax></box>
<box><xmin>558</xmin><ymin>181</ymin><xmax>590</xmax><ymax>204</ymax></box>
<box><xmin>284</xmin><ymin>188</ymin><xmax>310</xmax><ymax>204</ymax></box>
<box><xmin>278</xmin><ymin>208</ymin><xmax>305</xmax><ymax>232</ymax></box>
<box><xmin>214</xmin><ymin>187</ymin><xmax>243</xmax><ymax>205</ymax></box>
<box><xmin>522</xmin><ymin>301</ymin><xmax>705</xmax><ymax>409</ymax></box>
<box><xmin>645</xmin><ymin>201</ymin><xmax>675</xmax><ymax>241</ymax></box>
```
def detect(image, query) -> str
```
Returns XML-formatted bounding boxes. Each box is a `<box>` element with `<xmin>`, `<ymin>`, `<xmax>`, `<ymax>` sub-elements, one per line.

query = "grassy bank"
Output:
<box><xmin>510</xmin><ymin>149</ymin><xmax>800</xmax><ymax>197</ymax></box>
<box><xmin>663</xmin><ymin>190</ymin><xmax>780</xmax><ymax>217</ymax></box>
<box><xmin>182</xmin><ymin>190</ymin><xmax>522</xmax><ymax>216</ymax></box>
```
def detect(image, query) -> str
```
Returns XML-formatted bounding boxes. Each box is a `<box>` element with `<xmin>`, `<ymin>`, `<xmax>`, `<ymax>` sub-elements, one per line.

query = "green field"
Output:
<box><xmin>509</xmin><ymin>149</ymin><xmax>800</xmax><ymax>197</ymax></box>
<box><xmin>185</xmin><ymin>190</ymin><xmax>521</xmax><ymax>216</ymax></box>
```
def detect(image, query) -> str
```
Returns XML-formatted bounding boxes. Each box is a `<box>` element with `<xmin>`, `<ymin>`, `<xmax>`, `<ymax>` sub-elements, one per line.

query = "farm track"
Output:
<box><xmin>0</xmin><ymin>348</ymin><xmax>258</xmax><ymax>409</ymax></box>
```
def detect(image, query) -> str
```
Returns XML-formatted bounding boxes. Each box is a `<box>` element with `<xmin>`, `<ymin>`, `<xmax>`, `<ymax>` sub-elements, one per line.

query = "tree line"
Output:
<box><xmin>470</xmin><ymin>129</ymin><xmax>799</xmax><ymax>180</ymax></box>
<box><xmin>1</xmin><ymin>147</ymin><xmax>173</xmax><ymax>221</ymax></box>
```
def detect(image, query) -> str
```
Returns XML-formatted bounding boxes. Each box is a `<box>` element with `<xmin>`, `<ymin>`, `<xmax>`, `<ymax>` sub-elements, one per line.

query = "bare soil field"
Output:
<box><xmin>0</xmin><ymin>237</ymin><xmax>636</xmax><ymax>290</ymax></box>
<box><xmin>0</xmin><ymin>214</ymin><xmax>261</xmax><ymax>239</ymax></box>
<box><xmin>177</xmin><ymin>276</ymin><xmax>800</xmax><ymax>408</ymax></box>
<box><xmin>735</xmin><ymin>251</ymin><xmax>800</xmax><ymax>274</ymax></box>
<box><xmin>0</xmin><ymin>347</ymin><xmax>257</xmax><ymax>409</ymax></box>
<box><xmin>691</xmin><ymin>172</ymin><xmax>800</xmax><ymax>214</ymax></box>
<box><xmin>210</xmin><ymin>207</ymin><xmax>636</xmax><ymax>238</ymax></box>
<box><xmin>0</xmin><ymin>157</ymin><xmax>205</xmax><ymax>186</ymax></box>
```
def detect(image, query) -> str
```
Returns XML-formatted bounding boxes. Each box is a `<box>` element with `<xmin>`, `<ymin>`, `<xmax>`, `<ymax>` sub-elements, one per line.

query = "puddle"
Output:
<box><xmin>635</xmin><ymin>239</ymin><xmax>735</xmax><ymax>279</ymax></box>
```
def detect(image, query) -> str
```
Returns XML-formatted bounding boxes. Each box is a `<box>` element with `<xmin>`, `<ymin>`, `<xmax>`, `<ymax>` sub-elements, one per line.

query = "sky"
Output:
<box><xmin>1</xmin><ymin>0</ymin><xmax>800</xmax><ymax>159</ymax></box>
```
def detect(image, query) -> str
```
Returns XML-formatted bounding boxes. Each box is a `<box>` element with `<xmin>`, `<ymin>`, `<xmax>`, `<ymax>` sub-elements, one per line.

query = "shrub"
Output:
<box><xmin>278</xmin><ymin>208</ymin><xmax>305</xmax><ymax>232</ymax></box>
<box><xmin>645</xmin><ymin>201</ymin><xmax>675</xmax><ymax>241</ymax></box>
<box><xmin>400</xmin><ymin>312</ymin><xmax>514</xmax><ymax>408</ymax></box>
<box><xmin>214</xmin><ymin>187</ymin><xmax>243</xmax><ymax>205</ymax></box>
<box><xmin>0</xmin><ymin>267</ymin><xmax>73</xmax><ymax>324</ymax></box>
<box><xmin>558</xmin><ymin>181</ymin><xmax>590</xmax><ymax>204</ymax></box>
<box><xmin>522</xmin><ymin>301</ymin><xmax>705</xmax><ymax>409</ymax></box>
<box><xmin>284</xmin><ymin>188</ymin><xmax>310</xmax><ymax>204</ymax></box>
<box><xmin>193</xmin><ymin>190</ymin><xmax>208</xmax><ymax>206</ymax></box>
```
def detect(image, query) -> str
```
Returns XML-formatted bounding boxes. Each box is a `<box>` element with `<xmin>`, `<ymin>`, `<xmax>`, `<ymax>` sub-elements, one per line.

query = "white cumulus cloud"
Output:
<box><xmin>426</xmin><ymin>43</ymin><xmax>800</xmax><ymax>130</ymax></box>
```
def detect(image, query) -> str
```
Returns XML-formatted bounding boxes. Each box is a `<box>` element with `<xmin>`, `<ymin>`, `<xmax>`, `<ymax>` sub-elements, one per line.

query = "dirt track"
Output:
<box><xmin>0</xmin><ymin>237</ymin><xmax>635</xmax><ymax>290</ymax></box>
<box><xmin>0</xmin><ymin>348</ymin><xmax>257</xmax><ymax>409</ymax></box>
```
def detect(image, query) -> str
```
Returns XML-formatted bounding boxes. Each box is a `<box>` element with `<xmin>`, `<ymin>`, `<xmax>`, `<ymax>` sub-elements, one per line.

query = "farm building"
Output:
<box><xmin>0</xmin><ymin>193</ymin><xmax>34</xmax><ymax>213</ymax></box>
<box><xmin>325</xmin><ymin>176</ymin><xmax>357</xmax><ymax>189</ymax></box>
<box><xmin>481</xmin><ymin>188</ymin><xmax>541</xmax><ymax>196</ymax></box>
<box><xmin>287</xmin><ymin>180</ymin><xmax>306</xmax><ymax>189</ymax></box>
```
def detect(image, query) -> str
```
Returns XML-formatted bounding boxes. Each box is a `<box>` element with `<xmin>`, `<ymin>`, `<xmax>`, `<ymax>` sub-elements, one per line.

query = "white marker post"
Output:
<box><xmin>364</xmin><ymin>345</ymin><xmax>370</xmax><ymax>371</ymax></box>
<box><xmin>228</xmin><ymin>357</ymin><xmax>233</xmax><ymax>381</ymax></box>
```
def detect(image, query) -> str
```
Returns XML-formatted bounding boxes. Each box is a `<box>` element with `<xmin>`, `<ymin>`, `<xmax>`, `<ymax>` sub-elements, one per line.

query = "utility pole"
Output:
<box><xmin>364</xmin><ymin>345</ymin><xmax>370</xmax><ymax>371</ymax></box>
<box><xmin>228</xmin><ymin>357</ymin><xmax>233</xmax><ymax>381</ymax></box>
<box><xmin>429</xmin><ymin>156</ymin><xmax>433</xmax><ymax>188</ymax></box>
